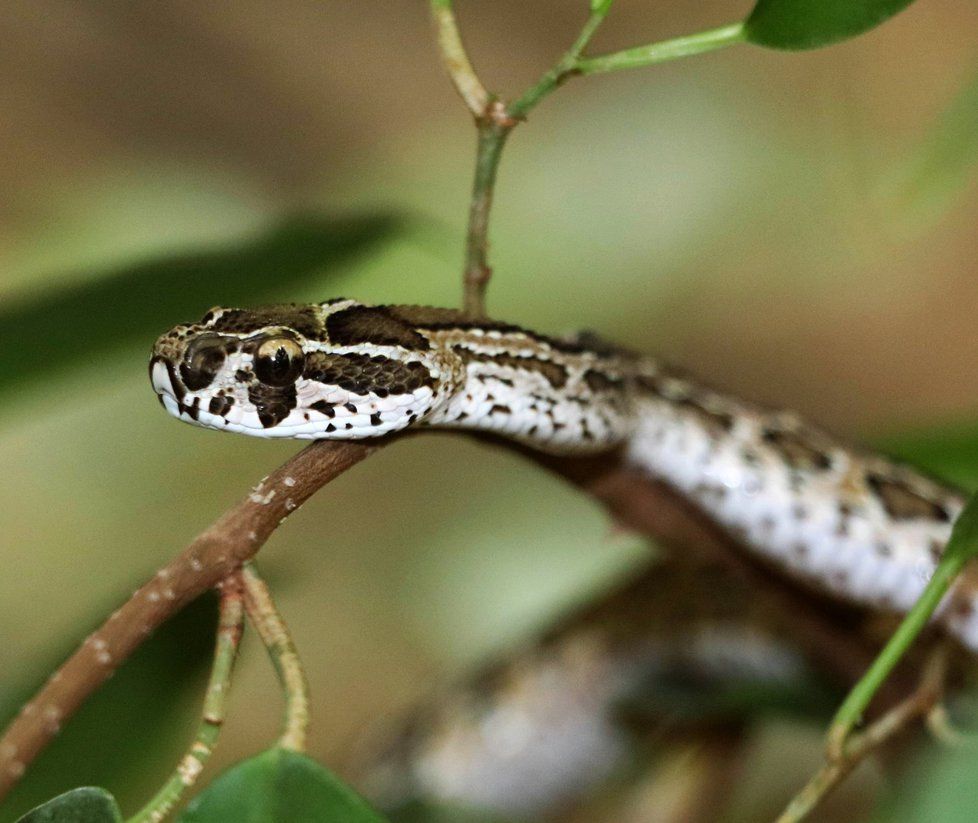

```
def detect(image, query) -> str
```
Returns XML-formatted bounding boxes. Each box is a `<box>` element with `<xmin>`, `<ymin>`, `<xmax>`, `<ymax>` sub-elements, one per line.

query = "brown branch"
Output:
<box><xmin>0</xmin><ymin>434</ymin><xmax>943</xmax><ymax>805</ymax></box>
<box><xmin>0</xmin><ymin>439</ymin><xmax>374</xmax><ymax>800</ymax></box>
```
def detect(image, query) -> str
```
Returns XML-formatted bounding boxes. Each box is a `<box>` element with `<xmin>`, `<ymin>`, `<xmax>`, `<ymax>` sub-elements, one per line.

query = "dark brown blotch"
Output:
<box><xmin>208</xmin><ymin>395</ymin><xmax>234</xmax><ymax>417</ymax></box>
<box><xmin>310</xmin><ymin>400</ymin><xmax>335</xmax><ymax>417</ymax></box>
<box><xmin>762</xmin><ymin>427</ymin><xmax>832</xmax><ymax>471</ymax></box>
<box><xmin>248</xmin><ymin>384</ymin><xmax>297</xmax><ymax>429</ymax></box>
<box><xmin>303</xmin><ymin>352</ymin><xmax>435</xmax><ymax>396</ymax></box>
<box><xmin>583</xmin><ymin>369</ymin><xmax>623</xmax><ymax>393</ymax></box>
<box><xmin>675</xmin><ymin>396</ymin><xmax>734</xmax><ymax>435</ymax></box>
<box><xmin>212</xmin><ymin>306</ymin><xmax>323</xmax><ymax>339</ymax></box>
<box><xmin>326</xmin><ymin>306</ymin><xmax>430</xmax><ymax>350</ymax></box>
<box><xmin>866</xmin><ymin>472</ymin><xmax>951</xmax><ymax>522</ymax></box>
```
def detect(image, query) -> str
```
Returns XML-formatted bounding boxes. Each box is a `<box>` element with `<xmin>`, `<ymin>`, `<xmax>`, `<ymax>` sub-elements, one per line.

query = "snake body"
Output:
<box><xmin>150</xmin><ymin>299</ymin><xmax>976</xmax><ymax>649</ymax></box>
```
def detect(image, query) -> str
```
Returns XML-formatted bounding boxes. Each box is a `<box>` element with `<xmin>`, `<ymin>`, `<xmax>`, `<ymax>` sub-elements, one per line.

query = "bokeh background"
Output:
<box><xmin>1</xmin><ymin>1</ymin><xmax>977</xmax><ymax>821</ymax></box>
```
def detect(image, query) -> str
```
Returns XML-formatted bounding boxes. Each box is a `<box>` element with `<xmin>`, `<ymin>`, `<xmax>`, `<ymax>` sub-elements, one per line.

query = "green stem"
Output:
<box><xmin>462</xmin><ymin>119</ymin><xmax>510</xmax><ymax>317</ymax></box>
<box><xmin>826</xmin><ymin>490</ymin><xmax>978</xmax><ymax>758</ymax></box>
<box><xmin>825</xmin><ymin>553</ymin><xmax>965</xmax><ymax>758</ymax></box>
<box><xmin>576</xmin><ymin>22</ymin><xmax>747</xmax><ymax>76</ymax></box>
<box><xmin>507</xmin><ymin>6</ymin><xmax>613</xmax><ymax>120</ymax></box>
<box><xmin>241</xmin><ymin>562</ymin><xmax>310</xmax><ymax>752</ymax></box>
<box><xmin>461</xmin><ymin>4</ymin><xmax>614</xmax><ymax>316</ymax></box>
<box><xmin>777</xmin><ymin>643</ymin><xmax>950</xmax><ymax>823</ymax></box>
<box><xmin>127</xmin><ymin>584</ymin><xmax>245</xmax><ymax>823</ymax></box>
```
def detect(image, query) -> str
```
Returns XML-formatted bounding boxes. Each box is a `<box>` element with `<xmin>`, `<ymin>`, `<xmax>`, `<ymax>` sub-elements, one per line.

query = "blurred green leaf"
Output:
<box><xmin>0</xmin><ymin>213</ymin><xmax>398</xmax><ymax>404</ymax></box>
<box><xmin>1</xmin><ymin>596</ymin><xmax>217</xmax><ymax>821</ymax></box>
<box><xmin>875</xmin><ymin>421</ymin><xmax>978</xmax><ymax>492</ymax></box>
<box><xmin>13</xmin><ymin>787</ymin><xmax>122</xmax><ymax>823</ymax></box>
<box><xmin>178</xmin><ymin>748</ymin><xmax>387</xmax><ymax>823</ymax></box>
<box><xmin>873</xmin><ymin>746</ymin><xmax>978</xmax><ymax>822</ymax></box>
<box><xmin>744</xmin><ymin>0</ymin><xmax>917</xmax><ymax>50</ymax></box>
<box><xmin>889</xmin><ymin>68</ymin><xmax>978</xmax><ymax>223</ymax></box>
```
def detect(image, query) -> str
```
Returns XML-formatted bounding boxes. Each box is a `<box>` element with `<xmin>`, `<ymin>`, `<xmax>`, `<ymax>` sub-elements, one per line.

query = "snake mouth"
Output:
<box><xmin>150</xmin><ymin>356</ymin><xmax>182</xmax><ymax>399</ymax></box>
<box><xmin>150</xmin><ymin>355</ymin><xmax>205</xmax><ymax>420</ymax></box>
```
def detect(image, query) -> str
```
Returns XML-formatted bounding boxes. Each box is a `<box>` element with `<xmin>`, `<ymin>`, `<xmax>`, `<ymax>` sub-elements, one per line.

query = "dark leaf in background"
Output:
<box><xmin>744</xmin><ymin>0</ymin><xmax>918</xmax><ymax>50</ymax></box>
<box><xmin>178</xmin><ymin>748</ymin><xmax>387</xmax><ymax>823</ymax></box>
<box><xmin>876</xmin><ymin>423</ymin><xmax>978</xmax><ymax>492</ymax></box>
<box><xmin>0</xmin><ymin>596</ymin><xmax>217</xmax><ymax>822</ymax></box>
<box><xmin>0</xmin><ymin>213</ymin><xmax>399</xmax><ymax>403</ymax></box>
<box><xmin>13</xmin><ymin>787</ymin><xmax>122</xmax><ymax>823</ymax></box>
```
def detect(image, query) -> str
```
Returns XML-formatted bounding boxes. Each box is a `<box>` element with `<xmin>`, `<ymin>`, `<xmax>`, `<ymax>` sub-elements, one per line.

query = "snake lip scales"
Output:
<box><xmin>151</xmin><ymin>299</ymin><xmax>978</xmax><ymax>650</ymax></box>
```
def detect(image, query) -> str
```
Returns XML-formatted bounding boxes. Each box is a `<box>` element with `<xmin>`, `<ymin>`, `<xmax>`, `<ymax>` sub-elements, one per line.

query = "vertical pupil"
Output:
<box><xmin>273</xmin><ymin>347</ymin><xmax>289</xmax><ymax>376</ymax></box>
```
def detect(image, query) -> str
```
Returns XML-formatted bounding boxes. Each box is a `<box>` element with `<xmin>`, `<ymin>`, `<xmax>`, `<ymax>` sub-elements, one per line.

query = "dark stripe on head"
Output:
<box><xmin>386</xmin><ymin>305</ymin><xmax>599</xmax><ymax>355</ymax></box>
<box><xmin>326</xmin><ymin>306</ymin><xmax>430</xmax><ymax>351</ymax></box>
<box><xmin>303</xmin><ymin>352</ymin><xmax>435</xmax><ymax>396</ymax></box>
<box><xmin>213</xmin><ymin>306</ymin><xmax>323</xmax><ymax>339</ymax></box>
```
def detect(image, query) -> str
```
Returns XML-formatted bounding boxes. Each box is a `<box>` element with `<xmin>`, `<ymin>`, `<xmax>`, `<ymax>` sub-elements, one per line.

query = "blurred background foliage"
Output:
<box><xmin>1</xmin><ymin>1</ymin><xmax>977</xmax><ymax>821</ymax></box>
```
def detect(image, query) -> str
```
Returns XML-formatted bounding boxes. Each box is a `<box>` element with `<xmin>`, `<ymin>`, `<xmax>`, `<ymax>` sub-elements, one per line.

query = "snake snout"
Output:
<box><xmin>149</xmin><ymin>355</ymin><xmax>183</xmax><ymax>402</ymax></box>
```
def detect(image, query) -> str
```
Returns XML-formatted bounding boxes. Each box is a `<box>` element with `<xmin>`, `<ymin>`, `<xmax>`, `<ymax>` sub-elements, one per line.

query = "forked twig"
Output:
<box><xmin>0</xmin><ymin>440</ymin><xmax>374</xmax><ymax>800</ymax></box>
<box><xmin>774</xmin><ymin>642</ymin><xmax>953</xmax><ymax>823</ymax></box>
<box><xmin>240</xmin><ymin>562</ymin><xmax>310</xmax><ymax>752</ymax></box>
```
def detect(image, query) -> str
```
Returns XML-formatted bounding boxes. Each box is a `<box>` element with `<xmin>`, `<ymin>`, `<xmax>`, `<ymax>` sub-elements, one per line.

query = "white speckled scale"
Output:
<box><xmin>151</xmin><ymin>300</ymin><xmax>978</xmax><ymax>651</ymax></box>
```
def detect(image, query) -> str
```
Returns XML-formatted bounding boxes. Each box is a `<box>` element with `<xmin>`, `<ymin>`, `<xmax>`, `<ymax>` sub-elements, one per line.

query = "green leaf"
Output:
<box><xmin>744</xmin><ymin>0</ymin><xmax>917</xmax><ymax>50</ymax></box>
<box><xmin>14</xmin><ymin>787</ymin><xmax>122</xmax><ymax>823</ymax></box>
<box><xmin>178</xmin><ymin>748</ymin><xmax>387</xmax><ymax>823</ymax></box>
<box><xmin>875</xmin><ymin>421</ymin><xmax>978</xmax><ymax>492</ymax></box>
<box><xmin>889</xmin><ymin>67</ymin><xmax>978</xmax><ymax>224</ymax></box>
<box><xmin>0</xmin><ymin>212</ymin><xmax>397</xmax><ymax>404</ymax></box>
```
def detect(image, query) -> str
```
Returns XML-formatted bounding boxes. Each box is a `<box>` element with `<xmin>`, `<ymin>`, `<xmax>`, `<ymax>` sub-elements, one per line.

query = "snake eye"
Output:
<box><xmin>181</xmin><ymin>334</ymin><xmax>228</xmax><ymax>390</ymax></box>
<box><xmin>254</xmin><ymin>337</ymin><xmax>305</xmax><ymax>387</ymax></box>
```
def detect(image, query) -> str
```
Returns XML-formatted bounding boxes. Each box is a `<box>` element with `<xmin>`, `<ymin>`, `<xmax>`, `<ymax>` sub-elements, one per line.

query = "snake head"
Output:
<box><xmin>150</xmin><ymin>300</ymin><xmax>456</xmax><ymax>439</ymax></box>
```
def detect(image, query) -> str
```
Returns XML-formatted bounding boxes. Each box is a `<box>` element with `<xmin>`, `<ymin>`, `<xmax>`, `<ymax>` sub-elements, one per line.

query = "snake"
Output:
<box><xmin>354</xmin><ymin>557</ymin><xmax>835</xmax><ymax>817</ymax></box>
<box><xmin>150</xmin><ymin>298</ymin><xmax>976</xmax><ymax>650</ymax></box>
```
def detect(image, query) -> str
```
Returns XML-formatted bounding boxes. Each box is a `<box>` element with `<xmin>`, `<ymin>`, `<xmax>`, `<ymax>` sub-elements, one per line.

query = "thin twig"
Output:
<box><xmin>240</xmin><ymin>562</ymin><xmax>310</xmax><ymax>752</ymax></box>
<box><xmin>429</xmin><ymin>0</ymin><xmax>489</xmax><ymax>118</ymax></box>
<box><xmin>826</xmin><ymin>490</ymin><xmax>978</xmax><ymax>760</ymax></box>
<box><xmin>774</xmin><ymin>642</ymin><xmax>952</xmax><ymax>823</ymax></box>
<box><xmin>0</xmin><ymin>439</ymin><xmax>374</xmax><ymax>801</ymax></box>
<box><xmin>461</xmin><ymin>115</ymin><xmax>511</xmax><ymax>318</ymax></box>
<box><xmin>126</xmin><ymin>576</ymin><xmax>246</xmax><ymax>823</ymax></box>
<box><xmin>452</xmin><ymin>4</ymin><xmax>614</xmax><ymax>317</ymax></box>
<box><xmin>575</xmin><ymin>22</ymin><xmax>746</xmax><ymax>76</ymax></box>
<box><xmin>506</xmin><ymin>3</ymin><xmax>613</xmax><ymax>121</ymax></box>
